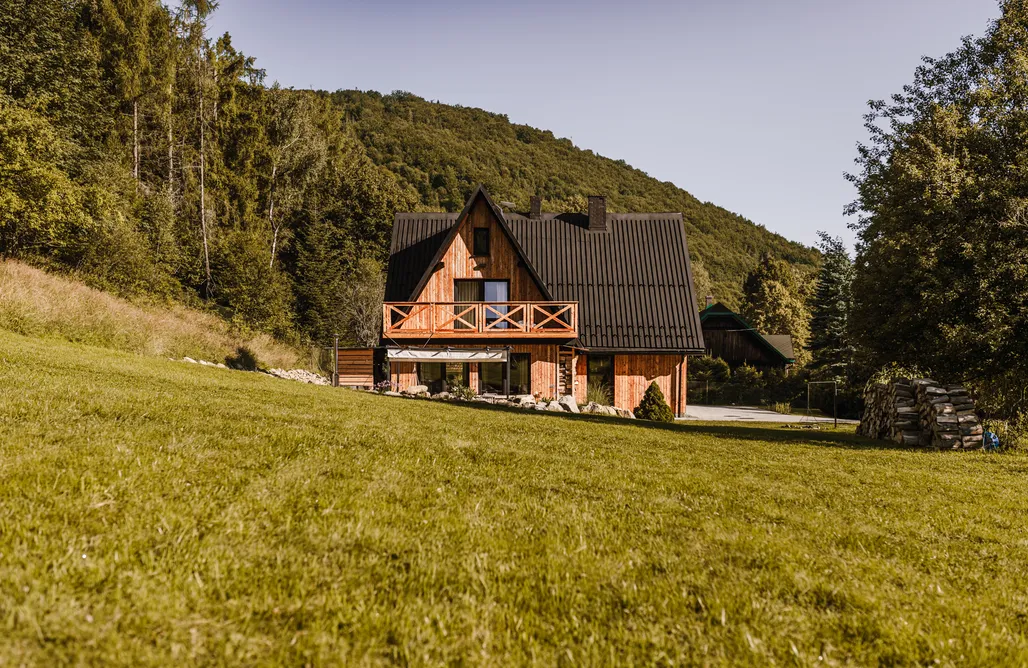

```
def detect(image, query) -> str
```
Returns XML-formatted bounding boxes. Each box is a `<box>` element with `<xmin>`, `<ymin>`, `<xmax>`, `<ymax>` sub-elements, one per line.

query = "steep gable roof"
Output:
<box><xmin>405</xmin><ymin>186</ymin><xmax>552</xmax><ymax>302</ymax></box>
<box><xmin>385</xmin><ymin>188</ymin><xmax>706</xmax><ymax>353</ymax></box>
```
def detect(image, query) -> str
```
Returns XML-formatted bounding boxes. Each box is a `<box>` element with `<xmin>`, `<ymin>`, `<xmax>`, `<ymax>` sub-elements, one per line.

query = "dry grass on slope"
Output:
<box><xmin>0</xmin><ymin>260</ymin><xmax>306</xmax><ymax>369</ymax></box>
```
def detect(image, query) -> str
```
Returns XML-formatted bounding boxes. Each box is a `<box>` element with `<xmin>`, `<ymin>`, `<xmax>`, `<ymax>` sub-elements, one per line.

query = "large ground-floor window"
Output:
<box><xmin>586</xmin><ymin>355</ymin><xmax>615</xmax><ymax>404</ymax></box>
<box><xmin>478</xmin><ymin>353</ymin><xmax>531</xmax><ymax>395</ymax></box>
<box><xmin>418</xmin><ymin>362</ymin><xmax>469</xmax><ymax>394</ymax></box>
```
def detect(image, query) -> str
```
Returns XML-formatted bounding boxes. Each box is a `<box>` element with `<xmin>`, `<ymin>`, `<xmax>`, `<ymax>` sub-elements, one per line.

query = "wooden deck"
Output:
<box><xmin>383</xmin><ymin>302</ymin><xmax>578</xmax><ymax>339</ymax></box>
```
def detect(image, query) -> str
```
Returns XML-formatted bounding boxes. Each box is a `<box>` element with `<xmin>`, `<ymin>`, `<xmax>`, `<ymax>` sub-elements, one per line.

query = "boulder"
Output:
<box><xmin>534</xmin><ymin>403</ymin><xmax>549</xmax><ymax>411</ymax></box>
<box><xmin>404</xmin><ymin>385</ymin><xmax>429</xmax><ymax>396</ymax></box>
<box><xmin>582</xmin><ymin>402</ymin><xmax>602</xmax><ymax>414</ymax></box>
<box><xmin>384</xmin><ymin>391</ymin><xmax>403</xmax><ymax>397</ymax></box>
<box><xmin>557</xmin><ymin>395</ymin><xmax>580</xmax><ymax>414</ymax></box>
<box><xmin>546</xmin><ymin>401</ymin><xmax>565</xmax><ymax>412</ymax></box>
<box><xmin>512</xmin><ymin>395</ymin><xmax>536</xmax><ymax>405</ymax></box>
<box><xmin>431</xmin><ymin>392</ymin><xmax>451</xmax><ymax>400</ymax></box>
<box><xmin>183</xmin><ymin>357</ymin><xmax>198</xmax><ymax>364</ymax></box>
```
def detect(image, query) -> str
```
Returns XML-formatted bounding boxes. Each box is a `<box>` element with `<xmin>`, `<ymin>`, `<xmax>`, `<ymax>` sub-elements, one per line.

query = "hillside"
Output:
<box><xmin>0</xmin><ymin>260</ymin><xmax>308</xmax><ymax>369</ymax></box>
<box><xmin>2</xmin><ymin>330</ymin><xmax>1027</xmax><ymax>663</ymax></box>
<box><xmin>332</xmin><ymin>90</ymin><xmax>820</xmax><ymax>306</ymax></box>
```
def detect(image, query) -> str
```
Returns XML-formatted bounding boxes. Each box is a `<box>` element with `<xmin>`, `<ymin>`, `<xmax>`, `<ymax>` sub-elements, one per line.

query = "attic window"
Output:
<box><xmin>473</xmin><ymin>227</ymin><xmax>490</xmax><ymax>257</ymax></box>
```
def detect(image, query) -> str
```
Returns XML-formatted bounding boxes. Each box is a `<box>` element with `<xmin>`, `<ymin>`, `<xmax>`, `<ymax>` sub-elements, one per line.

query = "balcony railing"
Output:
<box><xmin>383</xmin><ymin>302</ymin><xmax>578</xmax><ymax>339</ymax></box>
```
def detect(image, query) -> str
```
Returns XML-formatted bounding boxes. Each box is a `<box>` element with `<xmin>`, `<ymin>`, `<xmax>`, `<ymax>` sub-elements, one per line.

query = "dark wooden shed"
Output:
<box><xmin>699</xmin><ymin>302</ymin><xmax>795</xmax><ymax>372</ymax></box>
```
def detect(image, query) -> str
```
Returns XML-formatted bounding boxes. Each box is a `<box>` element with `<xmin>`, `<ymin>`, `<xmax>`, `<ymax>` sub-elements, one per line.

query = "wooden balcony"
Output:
<box><xmin>383</xmin><ymin>302</ymin><xmax>578</xmax><ymax>339</ymax></box>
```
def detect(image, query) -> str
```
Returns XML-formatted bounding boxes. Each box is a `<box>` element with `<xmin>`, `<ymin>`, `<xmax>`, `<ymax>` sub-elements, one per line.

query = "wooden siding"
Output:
<box><xmin>337</xmin><ymin>349</ymin><xmax>375</xmax><ymax>388</ymax></box>
<box><xmin>702</xmin><ymin>314</ymin><xmax>787</xmax><ymax>370</ymax></box>
<box><xmin>416</xmin><ymin>198</ymin><xmax>544</xmax><ymax>304</ymax></box>
<box><xmin>390</xmin><ymin>361</ymin><xmax>417</xmax><ymax>389</ymax></box>
<box><xmin>574</xmin><ymin>354</ymin><xmax>588</xmax><ymax>404</ymax></box>
<box><xmin>614</xmin><ymin>354</ymin><xmax>686</xmax><ymax>416</ymax></box>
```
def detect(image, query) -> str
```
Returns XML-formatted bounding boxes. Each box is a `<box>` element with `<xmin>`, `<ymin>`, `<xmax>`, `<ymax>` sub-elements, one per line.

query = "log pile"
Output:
<box><xmin>913</xmin><ymin>381</ymin><xmax>983</xmax><ymax>450</ymax></box>
<box><xmin>858</xmin><ymin>378</ymin><xmax>982</xmax><ymax>450</ymax></box>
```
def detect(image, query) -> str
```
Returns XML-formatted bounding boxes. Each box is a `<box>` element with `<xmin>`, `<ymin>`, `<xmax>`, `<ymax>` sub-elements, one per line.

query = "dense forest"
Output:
<box><xmin>0</xmin><ymin>0</ymin><xmax>816</xmax><ymax>348</ymax></box>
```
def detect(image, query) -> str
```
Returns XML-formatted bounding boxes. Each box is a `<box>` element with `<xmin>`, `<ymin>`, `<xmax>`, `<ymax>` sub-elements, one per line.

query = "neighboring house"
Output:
<box><xmin>698</xmin><ymin>301</ymin><xmax>796</xmax><ymax>372</ymax></box>
<box><xmin>380</xmin><ymin>186</ymin><xmax>706</xmax><ymax>416</ymax></box>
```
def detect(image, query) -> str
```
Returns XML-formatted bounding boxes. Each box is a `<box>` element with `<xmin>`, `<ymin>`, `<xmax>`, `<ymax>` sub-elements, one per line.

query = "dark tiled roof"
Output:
<box><xmin>385</xmin><ymin>204</ymin><xmax>706</xmax><ymax>353</ymax></box>
<box><xmin>764</xmin><ymin>335</ymin><xmax>796</xmax><ymax>361</ymax></box>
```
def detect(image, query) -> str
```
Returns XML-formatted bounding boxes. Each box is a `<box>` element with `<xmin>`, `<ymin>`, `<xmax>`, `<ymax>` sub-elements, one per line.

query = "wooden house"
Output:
<box><xmin>699</xmin><ymin>302</ymin><xmax>795</xmax><ymax>372</ymax></box>
<box><xmin>378</xmin><ymin>186</ymin><xmax>706</xmax><ymax>416</ymax></box>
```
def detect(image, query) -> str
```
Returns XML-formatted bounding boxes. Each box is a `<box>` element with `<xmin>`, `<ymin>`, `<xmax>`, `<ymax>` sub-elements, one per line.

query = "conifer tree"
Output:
<box><xmin>635</xmin><ymin>382</ymin><xmax>675</xmax><ymax>422</ymax></box>
<box><xmin>808</xmin><ymin>232</ymin><xmax>853</xmax><ymax>379</ymax></box>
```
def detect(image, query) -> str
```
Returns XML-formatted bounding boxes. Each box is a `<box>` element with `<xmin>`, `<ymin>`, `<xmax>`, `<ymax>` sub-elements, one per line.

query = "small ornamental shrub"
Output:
<box><xmin>635</xmin><ymin>381</ymin><xmax>675</xmax><ymax>423</ymax></box>
<box><xmin>374</xmin><ymin>380</ymin><xmax>397</xmax><ymax>394</ymax></box>
<box><xmin>449</xmin><ymin>379</ymin><xmax>477</xmax><ymax>401</ymax></box>
<box><xmin>689</xmin><ymin>355</ymin><xmax>730</xmax><ymax>382</ymax></box>
<box><xmin>732</xmin><ymin>363</ymin><xmax>764</xmax><ymax>386</ymax></box>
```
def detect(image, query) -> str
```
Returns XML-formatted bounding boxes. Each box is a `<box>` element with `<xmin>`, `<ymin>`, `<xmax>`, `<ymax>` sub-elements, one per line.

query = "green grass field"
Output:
<box><xmin>2</xmin><ymin>330</ymin><xmax>1027</xmax><ymax>665</ymax></box>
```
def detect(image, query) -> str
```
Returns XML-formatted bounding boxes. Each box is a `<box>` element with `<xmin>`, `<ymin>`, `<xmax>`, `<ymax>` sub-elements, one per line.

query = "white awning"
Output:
<box><xmin>386</xmin><ymin>348</ymin><xmax>508</xmax><ymax>362</ymax></box>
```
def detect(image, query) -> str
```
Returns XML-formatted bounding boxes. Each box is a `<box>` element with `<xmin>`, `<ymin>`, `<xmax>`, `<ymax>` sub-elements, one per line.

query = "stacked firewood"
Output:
<box><xmin>857</xmin><ymin>380</ymin><xmax>920</xmax><ymax>445</ymax></box>
<box><xmin>913</xmin><ymin>381</ymin><xmax>983</xmax><ymax>450</ymax></box>
<box><xmin>858</xmin><ymin>378</ymin><xmax>982</xmax><ymax>450</ymax></box>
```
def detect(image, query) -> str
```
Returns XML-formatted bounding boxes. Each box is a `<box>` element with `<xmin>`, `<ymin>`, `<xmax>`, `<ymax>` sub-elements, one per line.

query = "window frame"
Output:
<box><xmin>472</xmin><ymin>226</ymin><xmax>490</xmax><ymax>257</ymax></box>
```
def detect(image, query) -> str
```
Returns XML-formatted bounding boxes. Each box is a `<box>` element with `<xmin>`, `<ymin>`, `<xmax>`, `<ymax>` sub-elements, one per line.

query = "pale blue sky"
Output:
<box><xmin>207</xmin><ymin>0</ymin><xmax>1000</xmax><ymax>248</ymax></box>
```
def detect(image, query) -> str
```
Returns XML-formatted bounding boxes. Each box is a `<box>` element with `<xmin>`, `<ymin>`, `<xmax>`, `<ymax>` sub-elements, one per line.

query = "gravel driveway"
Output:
<box><xmin>681</xmin><ymin>405</ymin><xmax>858</xmax><ymax>424</ymax></box>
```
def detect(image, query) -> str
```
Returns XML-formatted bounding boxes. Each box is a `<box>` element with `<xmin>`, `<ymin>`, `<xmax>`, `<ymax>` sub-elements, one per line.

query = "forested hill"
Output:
<box><xmin>331</xmin><ymin>90</ymin><xmax>819</xmax><ymax>305</ymax></box>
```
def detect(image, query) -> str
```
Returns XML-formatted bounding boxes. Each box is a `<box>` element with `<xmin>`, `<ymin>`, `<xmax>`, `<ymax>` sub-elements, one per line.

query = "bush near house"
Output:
<box><xmin>635</xmin><ymin>381</ymin><xmax>675</xmax><ymax>422</ymax></box>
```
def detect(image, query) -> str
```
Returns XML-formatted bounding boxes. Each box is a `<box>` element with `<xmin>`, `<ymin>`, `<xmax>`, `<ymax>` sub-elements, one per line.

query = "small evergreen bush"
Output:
<box><xmin>635</xmin><ymin>382</ymin><xmax>675</xmax><ymax>422</ymax></box>
<box><xmin>688</xmin><ymin>355</ymin><xmax>730</xmax><ymax>382</ymax></box>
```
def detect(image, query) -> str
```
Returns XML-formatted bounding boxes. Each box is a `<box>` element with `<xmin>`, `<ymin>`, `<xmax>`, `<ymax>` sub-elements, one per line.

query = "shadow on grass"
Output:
<box><xmin>363</xmin><ymin>391</ymin><xmax>905</xmax><ymax>452</ymax></box>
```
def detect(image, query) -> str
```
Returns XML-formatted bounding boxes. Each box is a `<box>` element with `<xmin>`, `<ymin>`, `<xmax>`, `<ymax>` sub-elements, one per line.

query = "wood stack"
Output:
<box><xmin>913</xmin><ymin>381</ymin><xmax>983</xmax><ymax>450</ymax></box>
<box><xmin>858</xmin><ymin>378</ymin><xmax>982</xmax><ymax>450</ymax></box>
<box><xmin>857</xmin><ymin>379</ymin><xmax>920</xmax><ymax>445</ymax></box>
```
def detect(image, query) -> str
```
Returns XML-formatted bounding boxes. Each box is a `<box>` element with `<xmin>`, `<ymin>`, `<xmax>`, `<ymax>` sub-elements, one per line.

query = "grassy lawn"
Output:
<box><xmin>2</xmin><ymin>330</ymin><xmax>1027</xmax><ymax>665</ymax></box>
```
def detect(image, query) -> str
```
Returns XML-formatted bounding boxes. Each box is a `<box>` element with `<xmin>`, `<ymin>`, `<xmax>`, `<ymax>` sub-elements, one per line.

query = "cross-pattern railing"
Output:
<box><xmin>383</xmin><ymin>302</ymin><xmax>578</xmax><ymax>338</ymax></box>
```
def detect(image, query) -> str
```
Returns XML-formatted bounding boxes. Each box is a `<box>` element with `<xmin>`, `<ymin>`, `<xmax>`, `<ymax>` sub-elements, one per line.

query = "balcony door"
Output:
<box><xmin>453</xmin><ymin>279</ymin><xmax>509</xmax><ymax>329</ymax></box>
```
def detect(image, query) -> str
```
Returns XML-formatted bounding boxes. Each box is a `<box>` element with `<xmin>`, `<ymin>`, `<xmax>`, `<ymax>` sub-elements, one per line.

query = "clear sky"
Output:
<box><xmin>207</xmin><ymin>0</ymin><xmax>1000</xmax><ymax>248</ymax></box>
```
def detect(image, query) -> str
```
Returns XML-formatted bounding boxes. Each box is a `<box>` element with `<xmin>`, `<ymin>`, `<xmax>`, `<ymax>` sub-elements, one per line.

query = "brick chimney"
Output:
<box><xmin>588</xmin><ymin>196</ymin><xmax>607</xmax><ymax>232</ymax></box>
<box><xmin>529</xmin><ymin>195</ymin><xmax>542</xmax><ymax>220</ymax></box>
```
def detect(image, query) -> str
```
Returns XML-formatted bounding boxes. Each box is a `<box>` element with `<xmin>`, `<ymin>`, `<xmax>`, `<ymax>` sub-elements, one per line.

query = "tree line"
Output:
<box><xmin>0</xmin><ymin>0</ymin><xmax>412</xmax><ymax>346</ymax></box>
<box><xmin>724</xmin><ymin>0</ymin><xmax>1028</xmax><ymax>431</ymax></box>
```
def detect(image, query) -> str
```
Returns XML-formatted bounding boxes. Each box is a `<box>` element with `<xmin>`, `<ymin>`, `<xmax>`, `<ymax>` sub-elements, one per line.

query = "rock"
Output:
<box><xmin>183</xmin><ymin>357</ymin><xmax>198</xmax><ymax>364</ymax></box>
<box><xmin>404</xmin><ymin>385</ymin><xmax>429</xmax><ymax>396</ymax></box>
<box><xmin>557</xmin><ymin>395</ymin><xmax>579</xmax><ymax>414</ymax></box>
<box><xmin>546</xmin><ymin>401</ymin><xmax>564</xmax><ymax>412</ymax></box>
<box><xmin>417</xmin><ymin>392</ymin><xmax>430</xmax><ymax>398</ymax></box>
<box><xmin>534</xmin><ymin>403</ymin><xmax>548</xmax><ymax>411</ymax></box>
<box><xmin>512</xmin><ymin>394</ymin><xmax>536</xmax><ymax>405</ymax></box>
<box><xmin>216</xmin><ymin>363</ymin><xmax>228</xmax><ymax>369</ymax></box>
<box><xmin>266</xmin><ymin>368</ymin><xmax>331</xmax><ymax>386</ymax></box>
<box><xmin>198</xmin><ymin>360</ymin><xmax>214</xmax><ymax>366</ymax></box>
<box><xmin>615</xmin><ymin>407</ymin><xmax>636</xmax><ymax>419</ymax></box>
<box><xmin>384</xmin><ymin>391</ymin><xmax>403</xmax><ymax>397</ymax></box>
<box><xmin>431</xmin><ymin>392</ymin><xmax>451</xmax><ymax>400</ymax></box>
